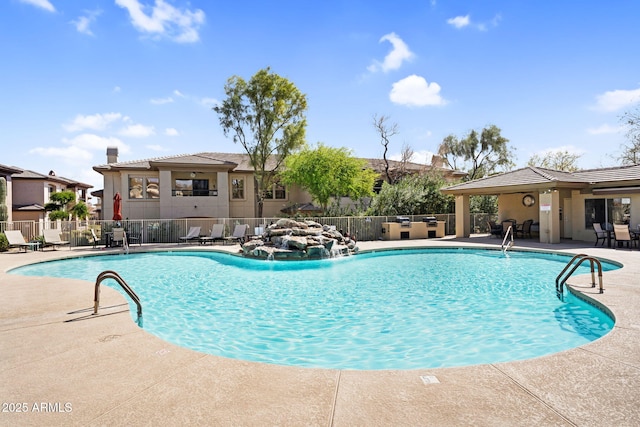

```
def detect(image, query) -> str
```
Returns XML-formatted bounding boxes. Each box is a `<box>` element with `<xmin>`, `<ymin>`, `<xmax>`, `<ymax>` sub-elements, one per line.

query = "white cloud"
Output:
<box><xmin>389</xmin><ymin>149</ymin><xmax>435</xmax><ymax>165</ymax></box>
<box><xmin>447</xmin><ymin>14</ymin><xmax>501</xmax><ymax>31</ymax></box>
<box><xmin>447</xmin><ymin>15</ymin><xmax>470</xmax><ymax>29</ymax></box>
<box><xmin>368</xmin><ymin>32</ymin><xmax>414</xmax><ymax>73</ymax></box>
<box><xmin>200</xmin><ymin>97</ymin><xmax>219</xmax><ymax>108</ymax></box>
<box><xmin>29</xmin><ymin>146</ymin><xmax>92</xmax><ymax>163</ymax></box>
<box><xmin>165</xmin><ymin>128</ymin><xmax>179</xmax><ymax>136</ymax></box>
<box><xmin>173</xmin><ymin>89</ymin><xmax>185</xmax><ymax>97</ymax></box>
<box><xmin>593</xmin><ymin>88</ymin><xmax>640</xmax><ymax>112</ymax></box>
<box><xmin>150</xmin><ymin>96</ymin><xmax>174</xmax><ymax>105</ymax></box>
<box><xmin>587</xmin><ymin>124</ymin><xmax>624</xmax><ymax>135</ymax></box>
<box><xmin>19</xmin><ymin>0</ymin><xmax>55</xmax><ymax>12</ymax></box>
<box><xmin>115</xmin><ymin>0</ymin><xmax>206</xmax><ymax>43</ymax></box>
<box><xmin>119</xmin><ymin>123</ymin><xmax>156</xmax><ymax>137</ymax></box>
<box><xmin>113</xmin><ymin>86</ymin><xmax>121</xmax><ymax>93</ymax></box>
<box><xmin>63</xmin><ymin>112</ymin><xmax>123</xmax><ymax>132</ymax></box>
<box><xmin>71</xmin><ymin>9</ymin><xmax>102</xmax><ymax>36</ymax></box>
<box><xmin>62</xmin><ymin>133</ymin><xmax>130</xmax><ymax>154</ymax></box>
<box><xmin>389</xmin><ymin>75</ymin><xmax>447</xmax><ymax>107</ymax></box>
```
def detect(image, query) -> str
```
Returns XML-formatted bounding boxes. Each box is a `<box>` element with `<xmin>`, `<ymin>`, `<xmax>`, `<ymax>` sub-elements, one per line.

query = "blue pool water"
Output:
<box><xmin>10</xmin><ymin>248</ymin><xmax>617</xmax><ymax>370</ymax></box>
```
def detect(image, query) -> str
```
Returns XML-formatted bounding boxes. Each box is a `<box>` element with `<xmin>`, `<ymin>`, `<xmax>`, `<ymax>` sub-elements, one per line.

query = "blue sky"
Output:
<box><xmin>2</xmin><ymin>0</ymin><xmax>640</xmax><ymax>194</ymax></box>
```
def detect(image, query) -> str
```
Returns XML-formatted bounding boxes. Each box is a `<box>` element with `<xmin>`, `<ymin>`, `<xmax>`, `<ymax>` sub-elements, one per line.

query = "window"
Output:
<box><xmin>146</xmin><ymin>177</ymin><xmax>159</xmax><ymax>199</ymax></box>
<box><xmin>173</xmin><ymin>178</ymin><xmax>216</xmax><ymax>196</ymax></box>
<box><xmin>231</xmin><ymin>178</ymin><xmax>244</xmax><ymax>200</ymax></box>
<box><xmin>129</xmin><ymin>176</ymin><xmax>159</xmax><ymax>199</ymax></box>
<box><xmin>264</xmin><ymin>182</ymin><xmax>287</xmax><ymax>200</ymax></box>
<box><xmin>129</xmin><ymin>177</ymin><xmax>144</xmax><ymax>199</ymax></box>
<box><xmin>585</xmin><ymin>198</ymin><xmax>631</xmax><ymax>229</ymax></box>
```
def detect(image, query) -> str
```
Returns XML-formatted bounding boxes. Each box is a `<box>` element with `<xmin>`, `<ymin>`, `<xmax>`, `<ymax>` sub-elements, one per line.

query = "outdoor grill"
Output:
<box><xmin>422</xmin><ymin>216</ymin><xmax>437</xmax><ymax>226</ymax></box>
<box><xmin>396</xmin><ymin>216</ymin><xmax>411</xmax><ymax>227</ymax></box>
<box><xmin>422</xmin><ymin>216</ymin><xmax>442</xmax><ymax>238</ymax></box>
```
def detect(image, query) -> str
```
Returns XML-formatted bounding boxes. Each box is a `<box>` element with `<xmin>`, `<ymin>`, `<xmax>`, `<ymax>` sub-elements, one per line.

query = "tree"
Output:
<box><xmin>45</xmin><ymin>190</ymin><xmax>76</xmax><ymax>221</ymax></box>
<box><xmin>214</xmin><ymin>67</ymin><xmax>308</xmax><ymax>217</ymax></box>
<box><xmin>437</xmin><ymin>124</ymin><xmax>515</xmax><ymax>180</ymax></box>
<box><xmin>372</xmin><ymin>114</ymin><xmax>399</xmax><ymax>184</ymax></box>
<box><xmin>280</xmin><ymin>144</ymin><xmax>377</xmax><ymax>213</ymax></box>
<box><xmin>619</xmin><ymin>105</ymin><xmax>640</xmax><ymax>165</ymax></box>
<box><xmin>368</xmin><ymin>173</ymin><xmax>454</xmax><ymax>216</ymax></box>
<box><xmin>527</xmin><ymin>150</ymin><xmax>581</xmax><ymax>172</ymax></box>
<box><xmin>70</xmin><ymin>201</ymin><xmax>89</xmax><ymax>220</ymax></box>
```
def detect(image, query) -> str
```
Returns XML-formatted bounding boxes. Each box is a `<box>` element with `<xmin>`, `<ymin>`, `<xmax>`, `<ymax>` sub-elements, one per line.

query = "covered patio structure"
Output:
<box><xmin>442</xmin><ymin>164</ymin><xmax>640</xmax><ymax>244</ymax></box>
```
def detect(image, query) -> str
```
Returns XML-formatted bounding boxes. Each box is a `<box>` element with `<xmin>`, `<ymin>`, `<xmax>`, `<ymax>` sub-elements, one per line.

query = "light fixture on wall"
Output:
<box><xmin>190</xmin><ymin>172</ymin><xmax>196</xmax><ymax>178</ymax></box>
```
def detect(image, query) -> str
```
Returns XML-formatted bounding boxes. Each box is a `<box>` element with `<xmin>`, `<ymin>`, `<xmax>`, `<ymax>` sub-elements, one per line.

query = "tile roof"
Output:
<box><xmin>11</xmin><ymin>169</ymin><xmax>92</xmax><ymax>188</ymax></box>
<box><xmin>442</xmin><ymin>164</ymin><xmax>640</xmax><ymax>194</ymax></box>
<box><xmin>94</xmin><ymin>152</ymin><xmax>460</xmax><ymax>176</ymax></box>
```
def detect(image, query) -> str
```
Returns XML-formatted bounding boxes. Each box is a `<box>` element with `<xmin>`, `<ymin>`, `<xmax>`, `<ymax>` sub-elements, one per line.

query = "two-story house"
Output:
<box><xmin>11</xmin><ymin>169</ymin><xmax>93</xmax><ymax>222</ymax></box>
<box><xmin>93</xmin><ymin>148</ymin><xmax>465</xmax><ymax>221</ymax></box>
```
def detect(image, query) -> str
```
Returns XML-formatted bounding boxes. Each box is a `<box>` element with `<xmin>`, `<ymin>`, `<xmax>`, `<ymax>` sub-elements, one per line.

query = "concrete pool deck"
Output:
<box><xmin>1</xmin><ymin>236</ymin><xmax>639</xmax><ymax>426</ymax></box>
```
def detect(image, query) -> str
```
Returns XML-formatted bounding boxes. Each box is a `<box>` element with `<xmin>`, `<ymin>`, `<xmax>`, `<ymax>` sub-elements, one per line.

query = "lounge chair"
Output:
<box><xmin>4</xmin><ymin>230</ymin><xmax>40</xmax><ymax>252</ymax></box>
<box><xmin>179</xmin><ymin>226</ymin><xmax>201</xmax><ymax>243</ymax></box>
<box><xmin>613</xmin><ymin>224</ymin><xmax>636</xmax><ymax>249</ymax></box>
<box><xmin>199</xmin><ymin>224</ymin><xmax>224</xmax><ymax>245</ymax></box>
<box><xmin>224</xmin><ymin>224</ymin><xmax>248</xmax><ymax>245</ymax></box>
<box><xmin>592</xmin><ymin>223</ymin><xmax>607</xmax><ymax>246</ymax></box>
<box><xmin>42</xmin><ymin>229</ymin><xmax>70</xmax><ymax>250</ymax></box>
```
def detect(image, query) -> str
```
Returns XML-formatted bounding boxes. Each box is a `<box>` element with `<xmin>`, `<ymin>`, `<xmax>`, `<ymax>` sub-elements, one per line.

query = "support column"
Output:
<box><xmin>538</xmin><ymin>191</ymin><xmax>561</xmax><ymax>243</ymax></box>
<box><xmin>455</xmin><ymin>195</ymin><xmax>471</xmax><ymax>238</ymax></box>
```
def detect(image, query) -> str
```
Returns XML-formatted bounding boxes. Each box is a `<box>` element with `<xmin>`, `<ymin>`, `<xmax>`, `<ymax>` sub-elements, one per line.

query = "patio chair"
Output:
<box><xmin>487</xmin><ymin>221</ymin><xmax>502</xmax><ymax>238</ymax></box>
<box><xmin>90</xmin><ymin>229</ymin><xmax>101</xmax><ymax>248</ymax></box>
<box><xmin>179</xmin><ymin>226</ymin><xmax>201</xmax><ymax>243</ymax></box>
<box><xmin>224</xmin><ymin>224</ymin><xmax>248</xmax><ymax>245</ymax></box>
<box><xmin>42</xmin><ymin>229</ymin><xmax>70</xmax><ymax>250</ymax></box>
<box><xmin>613</xmin><ymin>224</ymin><xmax>636</xmax><ymax>249</ymax></box>
<box><xmin>4</xmin><ymin>230</ymin><xmax>40</xmax><ymax>252</ymax></box>
<box><xmin>592</xmin><ymin>223</ymin><xmax>607</xmax><ymax>246</ymax></box>
<box><xmin>199</xmin><ymin>224</ymin><xmax>225</xmax><ymax>245</ymax></box>
<box><xmin>501</xmin><ymin>220</ymin><xmax>516</xmax><ymax>238</ymax></box>
<box><xmin>112</xmin><ymin>228</ymin><xmax>126</xmax><ymax>247</ymax></box>
<box><xmin>127</xmin><ymin>231</ymin><xmax>142</xmax><ymax>246</ymax></box>
<box><xmin>515</xmin><ymin>219</ymin><xmax>534</xmax><ymax>239</ymax></box>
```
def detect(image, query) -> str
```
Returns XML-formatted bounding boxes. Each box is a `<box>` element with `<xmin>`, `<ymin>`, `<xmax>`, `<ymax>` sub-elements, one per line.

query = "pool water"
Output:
<box><xmin>10</xmin><ymin>248</ymin><xmax>616</xmax><ymax>370</ymax></box>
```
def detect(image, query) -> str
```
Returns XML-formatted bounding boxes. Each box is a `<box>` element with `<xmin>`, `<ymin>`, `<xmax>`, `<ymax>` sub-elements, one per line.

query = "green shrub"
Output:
<box><xmin>0</xmin><ymin>233</ymin><xmax>8</xmax><ymax>252</ymax></box>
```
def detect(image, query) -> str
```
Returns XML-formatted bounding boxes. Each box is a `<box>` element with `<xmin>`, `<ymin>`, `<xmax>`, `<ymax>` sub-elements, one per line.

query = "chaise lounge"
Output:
<box><xmin>4</xmin><ymin>230</ymin><xmax>40</xmax><ymax>252</ymax></box>
<box><xmin>42</xmin><ymin>229</ymin><xmax>70</xmax><ymax>250</ymax></box>
<box><xmin>199</xmin><ymin>224</ymin><xmax>224</xmax><ymax>245</ymax></box>
<box><xmin>179</xmin><ymin>226</ymin><xmax>201</xmax><ymax>243</ymax></box>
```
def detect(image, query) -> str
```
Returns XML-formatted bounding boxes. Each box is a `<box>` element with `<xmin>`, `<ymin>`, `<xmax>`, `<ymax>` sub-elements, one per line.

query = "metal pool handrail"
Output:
<box><xmin>94</xmin><ymin>270</ymin><xmax>142</xmax><ymax>326</ymax></box>
<box><xmin>501</xmin><ymin>225</ymin><xmax>514</xmax><ymax>252</ymax></box>
<box><xmin>555</xmin><ymin>254</ymin><xmax>603</xmax><ymax>300</ymax></box>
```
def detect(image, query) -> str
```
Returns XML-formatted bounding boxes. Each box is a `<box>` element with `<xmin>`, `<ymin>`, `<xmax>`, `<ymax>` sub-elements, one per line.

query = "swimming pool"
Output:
<box><xmin>10</xmin><ymin>248</ymin><xmax>617</xmax><ymax>370</ymax></box>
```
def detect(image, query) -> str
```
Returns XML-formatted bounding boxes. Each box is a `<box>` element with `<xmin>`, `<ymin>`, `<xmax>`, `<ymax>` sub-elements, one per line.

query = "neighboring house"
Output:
<box><xmin>11</xmin><ymin>169</ymin><xmax>93</xmax><ymax>222</ymax></box>
<box><xmin>0</xmin><ymin>164</ymin><xmax>23</xmax><ymax>223</ymax></box>
<box><xmin>442</xmin><ymin>165</ymin><xmax>640</xmax><ymax>244</ymax></box>
<box><xmin>93</xmin><ymin>148</ymin><xmax>464</xmax><ymax>221</ymax></box>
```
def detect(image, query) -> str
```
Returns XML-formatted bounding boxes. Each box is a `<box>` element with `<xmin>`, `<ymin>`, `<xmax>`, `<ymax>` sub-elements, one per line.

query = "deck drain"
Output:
<box><xmin>420</xmin><ymin>375</ymin><xmax>440</xmax><ymax>385</ymax></box>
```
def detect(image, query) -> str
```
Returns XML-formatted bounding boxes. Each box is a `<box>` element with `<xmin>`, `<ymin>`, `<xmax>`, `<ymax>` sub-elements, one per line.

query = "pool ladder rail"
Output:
<box><xmin>93</xmin><ymin>270</ymin><xmax>142</xmax><ymax>326</ymax></box>
<box><xmin>501</xmin><ymin>225</ymin><xmax>514</xmax><ymax>252</ymax></box>
<box><xmin>555</xmin><ymin>254</ymin><xmax>604</xmax><ymax>301</ymax></box>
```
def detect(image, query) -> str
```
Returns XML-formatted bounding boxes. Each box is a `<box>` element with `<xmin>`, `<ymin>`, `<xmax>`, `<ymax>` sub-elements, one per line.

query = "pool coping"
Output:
<box><xmin>1</xmin><ymin>237</ymin><xmax>639</xmax><ymax>426</ymax></box>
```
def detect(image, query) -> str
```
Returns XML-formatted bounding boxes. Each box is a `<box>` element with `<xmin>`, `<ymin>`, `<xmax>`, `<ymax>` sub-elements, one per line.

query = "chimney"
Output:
<box><xmin>107</xmin><ymin>147</ymin><xmax>118</xmax><ymax>164</ymax></box>
<box><xmin>430</xmin><ymin>154</ymin><xmax>444</xmax><ymax>168</ymax></box>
